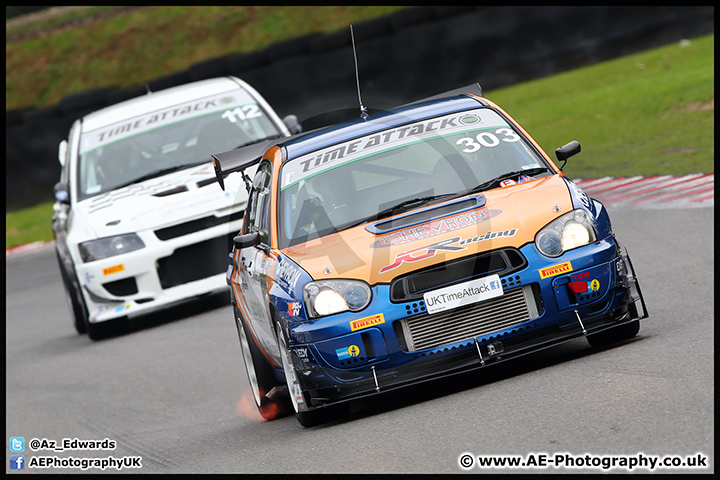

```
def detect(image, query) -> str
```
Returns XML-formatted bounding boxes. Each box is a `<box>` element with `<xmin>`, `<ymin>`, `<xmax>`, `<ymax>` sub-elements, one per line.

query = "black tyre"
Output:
<box><xmin>56</xmin><ymin>253</ymin><xmax>88</xmax><ymax>334</ymax></box>
<box><xmin>587</xmin><ymin>320</ymin><xmax>640</xmax><ymax>348</ymax></box>
<box><xmin>275</xmin><ymin>322</ymin><xmax>349</xmax><ymax>427</ymax></box>
<box><xmin>87</xmin><ymin>315</ymin><xmax>129</xmax><ymax>341</ymax></box>
<box><xmin>234</xmin><ymin>307</ymin><xmax>285</xmax><ymax>420</ymax></box>
<box><xmin>622</xmin><ymin>249</ymin><xmax>649</xmax><ymax>320</ymax></box>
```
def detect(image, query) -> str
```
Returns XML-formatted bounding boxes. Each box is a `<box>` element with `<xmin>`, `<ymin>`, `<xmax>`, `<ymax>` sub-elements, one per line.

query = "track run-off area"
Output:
<box><xmin>574</xmin><ymin>174</ymin><xmax>714</xmax><ymax>209</ymax></box>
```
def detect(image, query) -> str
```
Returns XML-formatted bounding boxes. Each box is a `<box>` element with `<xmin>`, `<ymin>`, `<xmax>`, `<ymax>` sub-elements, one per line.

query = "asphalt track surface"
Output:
<box><xmin>6</xmin><ymin>205</ymin><xmax>714</xmax><ymax>474</ymax></box>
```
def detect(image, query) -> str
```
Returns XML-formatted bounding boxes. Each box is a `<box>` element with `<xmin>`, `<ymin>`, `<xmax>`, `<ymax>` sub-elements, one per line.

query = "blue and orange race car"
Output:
<box><xmin>211</xmin><ymin>83</ymin><xmax>648</xmax><ymax>427</ymax></box>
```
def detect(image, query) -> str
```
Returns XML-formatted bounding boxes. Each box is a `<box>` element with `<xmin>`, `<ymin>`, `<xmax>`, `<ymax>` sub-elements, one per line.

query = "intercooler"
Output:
<box><xmin>395</xmin><ymin>284</ymin><xmax>539</xmax><ymax>352</ymax></box>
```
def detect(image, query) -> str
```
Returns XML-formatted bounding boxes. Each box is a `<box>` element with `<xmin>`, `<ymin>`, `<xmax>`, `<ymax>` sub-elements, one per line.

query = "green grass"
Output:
<box><xmin>5</xmin><ymin>6</ymin><xmax>408</xmax><ymax>110</ymax></box>
<box><xmin>488</xmin><ymin>35</ymin><xmax>714</xmax><ymax>179</ymax></box>
<box><xmin>6</xmin><ymin>202</ymin><xmax>56</xmax><ymax>248</ymax></box>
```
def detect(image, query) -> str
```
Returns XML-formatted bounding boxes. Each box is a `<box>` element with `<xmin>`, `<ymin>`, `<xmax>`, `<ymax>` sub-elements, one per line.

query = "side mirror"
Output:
<box><xmin>58</xmin><ymin>140</ymin><xmax>68</xmax><ymax>167</ymax></box>
<box><xmin>282</xmin><ymin>114</ymin><xmax>302</xmax><ymax>134</ymax></box>
<box><xmin>555</xmin><ymin>141</ymin><xmax>581</xmax><ymax>171</ymax></box>
<box><xmin>54</xmin><ymin>182</ymin><xmax>70</xmax><ymax>205</ymax></box>
<box><xmin>233</xmin><ymin>231</ymin><xmax>260</xmax><ymax>249</ymax></box>
<box><xmin>555</xmin><ymin>141</ymin><xmax>581</xmax><ymax>162</ymax></box>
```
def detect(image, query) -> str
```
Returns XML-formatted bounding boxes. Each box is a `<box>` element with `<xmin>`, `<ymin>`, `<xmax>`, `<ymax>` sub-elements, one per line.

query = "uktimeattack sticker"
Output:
<box><xmin>423</xmin><ymin>275</ymin><xmax>503</xmax><ymax>314</ymax></box>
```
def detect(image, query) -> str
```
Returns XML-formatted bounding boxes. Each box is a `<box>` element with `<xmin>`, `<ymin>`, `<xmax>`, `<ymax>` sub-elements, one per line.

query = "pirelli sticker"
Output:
<box><xmin>350</xmin><ymin>313</ymin><xmax>385</xmax><ymax>332</ymax></box>
<box><xmin>539</xmin><ymin>261</ymin><xmax>573</xmax><ymax>279</ymax></box>
<box><xmin>103</xmin><ymin>264</ymin><xmax>125</xmax><ymax>276</ymax></box>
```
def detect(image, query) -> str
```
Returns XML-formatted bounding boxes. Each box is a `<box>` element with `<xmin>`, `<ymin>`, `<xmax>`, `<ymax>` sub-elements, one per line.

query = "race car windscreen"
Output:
<box><xmin>278</xmin><ymin>108</ymin><xmax>550</xmax><ymax>248</ymax></box>
<box><xmin>76</xmin><ymin>91</ymin><xmax>283</xmax><ymax>201</ymax></box>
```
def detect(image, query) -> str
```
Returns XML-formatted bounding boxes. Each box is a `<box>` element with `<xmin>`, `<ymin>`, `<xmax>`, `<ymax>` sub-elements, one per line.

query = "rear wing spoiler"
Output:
<box><xmin>211</xmin><ymin>138</ymin><xmax>277</xmax><ymax>191</ymax></box>
<box><xmin>400</xmin><ymin>82</ymin><xmax>484</xmax><ymax>107</ymax></box>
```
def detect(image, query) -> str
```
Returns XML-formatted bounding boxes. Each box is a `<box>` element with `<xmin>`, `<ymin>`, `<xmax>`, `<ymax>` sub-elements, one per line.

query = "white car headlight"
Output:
<box><xmin>535</xmin><ymin>209</ymin><xmax>596</xmax><ymax>257</ymax></box>
<box><xmin>78</xmin><ymin>234</ymin><xmax>145</xmax><ymax>263</ymax></box>
<box><xmin>303</xmin><ymin>279</ymin><xmax>372</xmax><ymax>318</ymax></box>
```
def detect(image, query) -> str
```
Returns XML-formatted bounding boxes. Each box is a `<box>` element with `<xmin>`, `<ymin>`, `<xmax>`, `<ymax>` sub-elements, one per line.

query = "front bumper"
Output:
<box><xmin>285</xmin><ymin>238</ymin><xmax>647</xmax><ymax>412</ymax></box>
<box><xmin>74</xmin><ymin>217</ymin><xmax>242</xmax><ymax>324</ymax></box>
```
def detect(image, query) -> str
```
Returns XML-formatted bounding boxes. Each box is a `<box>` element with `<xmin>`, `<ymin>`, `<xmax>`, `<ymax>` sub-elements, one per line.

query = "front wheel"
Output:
<box><xmin>56</xmin><ymin>253</ymin><xmax>88</xmax><ymax>334</ymax></box>
<box><xmin>275</xmin><ymin>322</ymin><xmax>348</xmax><ymax>427</ymax></box>
<box><xmin>235</xmin><ymin>308</ymin><xmax>286</xmax><ymax>420</ymax></box>
<box><xmin>63</xmin><ymin>280</ymin><xmax>88</xmax><ymax>334</ymax></box>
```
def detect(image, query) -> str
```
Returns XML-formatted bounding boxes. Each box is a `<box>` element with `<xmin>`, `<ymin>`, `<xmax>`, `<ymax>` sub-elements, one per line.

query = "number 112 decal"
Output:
<box><xmin>221</xmin><ymin>104</ymin><xmax>263</xmax><ymax>123</ymax></box>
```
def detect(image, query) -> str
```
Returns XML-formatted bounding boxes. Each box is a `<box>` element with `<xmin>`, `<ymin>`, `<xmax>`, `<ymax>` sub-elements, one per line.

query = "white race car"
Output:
<box><xmin>52</xmin><ymin>76</ymin><xmax>300</xmax><ymax>340</ymax></box>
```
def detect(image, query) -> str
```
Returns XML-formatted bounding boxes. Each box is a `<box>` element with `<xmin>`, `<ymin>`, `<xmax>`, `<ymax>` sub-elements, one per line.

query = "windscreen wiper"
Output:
<box><xmin>111</xmin><ymin>161</ymin><xmax>207</xmax><ymax>190</ymax></box>
<box><xmin>465</xmin><ymin>167</ymin><xmax>550</xmax><ymax>195</ymax></box>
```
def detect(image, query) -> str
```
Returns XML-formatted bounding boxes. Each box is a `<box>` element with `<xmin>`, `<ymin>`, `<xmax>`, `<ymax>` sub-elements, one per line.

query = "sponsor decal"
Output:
<box><xmin>81</xmin><ymin>91</ymin><xmax>248</xmax><ymax>154</ymax></box>
<box><xmin>281</xmin><ymin>109</ymin><xmax>512</xmax><ymax>190</ymax></box>
<box><xmin>293</xmin><ymin>384</ymin><xmax>304</xmax><ymax>405</ymax></box>
<box><xmin>91</xmin><ymin>305</ymin><xmax>108</xmax><ymax>322</ymax></box>
<box><xmin>371</xmin><ymin>209</ymin><xmax>501</xmax><ymax>248</ymax></box>
<box><xmin>103</xmin><ymin>264</ymin><xmax>124</xmax><ymax>276</ymax></box>
<box><xmin>259</xmin><ymin>256</ymin><xmax>272</xmax><ymax>276</ymax></box>
<box><xmin>459</xmin><ymin>113</ymin><xmax>481</xmax><ymax>125</ymax></box>
<box><xmin>539</xmin><ymin>261</ymin><xmax>573</xmax><ymax>279</ymax></box>
<box><xmin>379</xmin><ymin>236</ymin><xmax>464</xmax><ymax>274</ymax></box>
<box><xmin>114</xmin><ymin>304</ymin><xmax>131</xmax><ymax>313</ymax></box>
<box><xmin>379</xmin><ymin>229</ymin><xmax>518</xmax><ymax>274</ymax></box>
<box><xmin>350</xmin><ymin>313</ymin><xmax>385</xmax><ymax>332</ymax></box>
<box><xmin>518</xmin><ymin>174</ymin><xmax>535</xmax><ymax>183</ymax></box>
<box><xmin>500</xmin><ymin>179</ymin><xmax>516</xmax><ymax>188</ymax></box>
<box><xmin>590</xmin><ymin>279</ymin><xmax>600</xmax><ymax>291</ymax></box>
<box><xmin>424</xmin><ymin>275</ymin><xmax>503</xmax><ymax>314</ymax></box>
<box><xmin>336</xmin><ymin>344</ymin><xmax>361</xmax><ymax>360</ymax></box>
<box><xmin>565</xmin><ymin>178</ymin><xmax>593</xmax><ymax>210</ymax></box>
<box><xmin>288</xmin><ymin>302</ymin><xmax>302</xmax><ymax>317</ymax></box>
<box><xmin>275</xmin><ymin>261</ymin><xmax>302</xmax><ymax>289</ymax></box>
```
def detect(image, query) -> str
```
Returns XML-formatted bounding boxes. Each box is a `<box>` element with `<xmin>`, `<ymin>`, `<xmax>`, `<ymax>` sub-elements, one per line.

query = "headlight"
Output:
<box><xmin>303</xmin><ymin>279</ymin><xmax>372</xmax><ymax>318</ymax></box>
<box><xmin>78</xmin><ymin>234</ymin><xmax>145</xmax><ymax>263</ymax></box>
<box><xmin>535</xmin><ymin>209</ymin><xmax>596</xmax><ymax>257</ymax></box>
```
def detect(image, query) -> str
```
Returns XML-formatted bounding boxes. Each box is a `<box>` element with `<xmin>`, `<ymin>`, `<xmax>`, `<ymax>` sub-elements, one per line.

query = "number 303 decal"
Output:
<box><xmin>456</xmin><ymin>128</ymin><xmax>520</xmax><ymax>153</ymax></box>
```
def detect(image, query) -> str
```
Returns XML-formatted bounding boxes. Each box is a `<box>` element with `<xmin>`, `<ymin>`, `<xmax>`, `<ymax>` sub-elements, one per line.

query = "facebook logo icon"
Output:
<box><xmin>10</xmin><ymin>455</ymin><xmax>25</xmax><ymax>470</ymax></box>
<box><xmin>10</xmin><ymin>436</ymin><xmax>25</xmax><ymax>452</ymax></box>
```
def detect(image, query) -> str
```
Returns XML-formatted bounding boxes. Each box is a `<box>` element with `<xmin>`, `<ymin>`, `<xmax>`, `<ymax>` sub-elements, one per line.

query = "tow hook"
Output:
<box><xmin>575</xmin><ymin>309</ymin><xmax>587</xmax><ymax>335</ymax></box>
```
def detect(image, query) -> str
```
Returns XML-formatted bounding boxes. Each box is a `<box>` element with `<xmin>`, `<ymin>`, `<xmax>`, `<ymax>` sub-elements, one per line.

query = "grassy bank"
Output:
<box><xmin>6</xmin><ymin>202</ymin><xmax>57</xmax><ymax>249</ymax></box>
<box><xmin>6</xmin><ymin>6</ymin><xmax>407</xmax><ymax>110</ymax></box>
<box><xmin>489</xmin><ymin>35</ymin><xmax>714</xmax><ymax>179</ymax></box>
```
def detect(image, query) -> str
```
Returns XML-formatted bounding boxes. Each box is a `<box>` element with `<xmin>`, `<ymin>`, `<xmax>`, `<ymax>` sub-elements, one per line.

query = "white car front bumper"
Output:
<box><xmin>75</xmin><ymin>217</ymin><xmax>243</xmax><ymax>324</ymax></box>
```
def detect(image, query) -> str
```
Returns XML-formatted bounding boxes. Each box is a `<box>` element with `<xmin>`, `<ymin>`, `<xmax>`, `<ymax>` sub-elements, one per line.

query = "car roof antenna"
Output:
<box><xmin>350</xmin><ymin>25</ymin><xmax>368</xmax><ymax>119</ymax></box>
